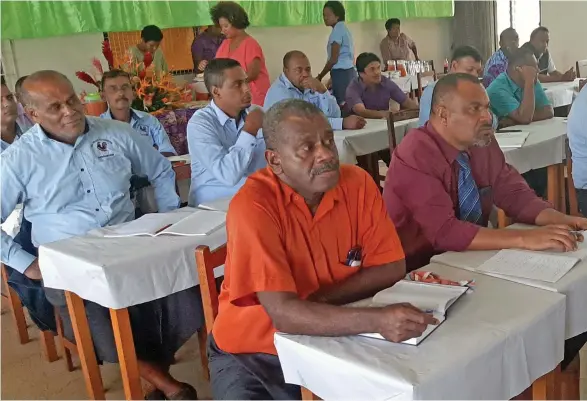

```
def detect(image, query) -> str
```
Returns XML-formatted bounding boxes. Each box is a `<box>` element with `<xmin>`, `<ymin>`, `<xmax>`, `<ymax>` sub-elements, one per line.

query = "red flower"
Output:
<box><xmin>92</xmin><ymin>58</ymin><xmax>104</xmax><ymax>75</ymax></box>
<box><xmin>75</xmin><ymin>71</ymin><xmax>100</xmax><ymax>89</ymax></box>
<box><xmin>143</xmin><ymin>52</ymin><xmax>153</xmax><ymax>68</ymax></box>
<box><xmin>138</xmin><ymin>69</ymin><xmax>147</xmax><ymax>80</ymax></box>
<box><xmin>102</xmin><ymin>40</ymin><xmax>114</xmax><ymax>70</ymax></box>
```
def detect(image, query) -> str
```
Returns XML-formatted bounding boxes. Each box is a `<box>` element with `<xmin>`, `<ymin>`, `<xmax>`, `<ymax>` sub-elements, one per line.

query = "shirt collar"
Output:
<box><xmin>279</xmin><ymin>73</ymin><xmax>309</xmax><ymax>96</ymax></box>
<box><xmin>503</xmin><ymin>72</ymin><xmax>523</xmax><ymax>94</ymax></box>
<box><xmin>35</xmin><ymin>118</ymin><xmax>91</xmax><ymax>146</ymax></box>
<box><xmin>102</xmin><ymin>107</ymin><xmax>141</xmax><ymax>123</ymax></box>
<box><xmin>421</xmin><ymin>122</ymin><xmax>465</xmax><ymax>164</ymax></box>
<box><xmin>277</xmin><ymin>168</ymin><xmax>340</xmax><ymax>210</ymax></box>
<box><xmin>210</xmin><ymin>100</ymin><xmax>248</xmax><ymax>127</ymax></box>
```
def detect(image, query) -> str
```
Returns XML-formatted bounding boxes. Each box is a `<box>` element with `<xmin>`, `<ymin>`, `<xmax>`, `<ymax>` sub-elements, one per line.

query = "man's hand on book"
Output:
<box><xmin>377</xmin><ymin>303</ymin><xmax>438</xmax><ymax>343</ymax></box>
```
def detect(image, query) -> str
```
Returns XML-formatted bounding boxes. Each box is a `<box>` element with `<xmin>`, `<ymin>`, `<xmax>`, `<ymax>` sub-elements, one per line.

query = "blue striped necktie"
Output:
<box><xmin>456</xmin><ymin>152</ymin><xmax>482</xmax><ymax>224</ymax></box>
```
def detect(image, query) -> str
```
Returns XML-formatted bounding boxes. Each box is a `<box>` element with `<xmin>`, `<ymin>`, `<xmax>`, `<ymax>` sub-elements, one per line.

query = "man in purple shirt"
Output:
<box><xmin>192</xmin><ymin>25</ymin><xmax>224</xmax><ymax>73</ymax></box>
<box><xmin>345</xmin><ymin>52</ymin><xmax>418</xmax><ymax>119</ymax></box>
<box><xmin>384</xmin><ymin>73</ymin><xmax>587</xmax><ymax>271</ymax></box>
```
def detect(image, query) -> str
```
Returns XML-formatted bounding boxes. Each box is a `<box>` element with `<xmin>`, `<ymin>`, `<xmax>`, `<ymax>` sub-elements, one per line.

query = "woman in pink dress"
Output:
<box><xmin>211</xmin><ymin>1</ymin><xmax>271</xmax><ymax>107</ymax></box>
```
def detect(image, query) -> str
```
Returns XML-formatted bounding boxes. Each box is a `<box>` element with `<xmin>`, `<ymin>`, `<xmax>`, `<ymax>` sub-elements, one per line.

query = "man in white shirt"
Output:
<box><xmin>521</xmin><ymin>27</ymin><xmax>576</xmax><ymax>83</ymax></box>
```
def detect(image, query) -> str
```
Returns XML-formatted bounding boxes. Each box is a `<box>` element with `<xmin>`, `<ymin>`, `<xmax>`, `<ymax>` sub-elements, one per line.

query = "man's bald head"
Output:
<box><xmin>20</xmin><ymin>70</ymin><xmax>72</xmax><ymax>108</ymax></box>
<box><xmin>499</xmin><ymin>27</ymin><xmax>519</xmax><ymax>54</ymax></box>
<box><xmin>282</xmin><ymin>51</ymin><xmax>312</xmax><ymax>90</ymax></box>
<box><xmin>21</xmin><ymin>70</ymin><xmax>86</xmax><ymax>143</ymax></box>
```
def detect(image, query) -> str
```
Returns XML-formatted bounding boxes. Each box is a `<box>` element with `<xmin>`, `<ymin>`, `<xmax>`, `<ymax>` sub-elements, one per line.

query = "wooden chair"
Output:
<box><xmin>195</xmin><ymin>244</ymin><xmax>227</xmax><ymax>380</ymax></box>
<box><xmin>576</xmin><ymin>59</ymin><xmax>587</xmax><ymax>78</ymax></box>
<box><xmin>1</xmin><ymin>263</ymin><xmax>62</xmax><ymax>363</ymax></box>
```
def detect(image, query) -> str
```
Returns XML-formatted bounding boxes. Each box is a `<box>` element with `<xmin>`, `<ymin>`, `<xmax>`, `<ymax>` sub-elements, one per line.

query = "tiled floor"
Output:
<box><xmin>1</xmin><ymin>296</ymin><xmax>586</xmax><ymax>400</ymax></box>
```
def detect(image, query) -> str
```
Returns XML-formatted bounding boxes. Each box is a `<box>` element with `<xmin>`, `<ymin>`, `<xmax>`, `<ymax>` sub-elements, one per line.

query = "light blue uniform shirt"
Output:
<box><xmin>568</xmin><ymin>86</ymin><xmax>587</xmax><ymax>188</ymax></box>
<box><xmin>0</xmin><ymin>117</ymin><xmax>179</xmax><ymax>273</ymax></box>
<box><xmin>264</xmin><ymin>73</ymin><xmax>343</xmax><ymax>130</ymax></box>
<box><xmin>486</xmin><ymin>72</ymin><xmax>551</xmax><ymax>119</ymax></box>
<box><xmin>328</xmin><ymin>22</ymin><xmax>354</xmax><ymax>70</ymax></box>
<box><xmin>100</xmin><ymin>108</ymin><xmax>177</xmax><ymax>155</ymax></box>
<box><xmin>186</xmin><ymin>101</ymin><xmax>266</xmax><ymax>206</ymax></box>
<box><xmin>418</xmin><ymin>80</ymin><xmax>498</xmax><ymax>129</ymax></box>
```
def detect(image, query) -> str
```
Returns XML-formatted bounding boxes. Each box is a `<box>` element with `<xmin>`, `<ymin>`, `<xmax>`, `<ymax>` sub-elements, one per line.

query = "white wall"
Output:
<box><xmin>2</xmin><ymin>17</ymin><xmax>452</xmax><ymax>94</ymax></box>
<box><xmin>540</xmin><ymin>1</ymin><xmax>587</xmax><ymax>74</ymax></box>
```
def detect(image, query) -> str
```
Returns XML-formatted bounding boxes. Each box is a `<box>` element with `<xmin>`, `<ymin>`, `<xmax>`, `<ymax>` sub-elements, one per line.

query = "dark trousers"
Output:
<box><xmin>331</xmin><ymin>68</ymin><xmax>357</xmax><ymax>106</ymax></box>
<box><xmin>6</xmin><ymin>218</ymin><xmax>56</xmax><ymax>333</ymax></box>
<box><xmin>563</xmin><ymin>331</ymin><xmax>587</xmax><ymax>370</ymax></box>
<box><xmin>207</xmin><ymin>334</ymin><xmax>301</xmax><ymax>400</ymax></box>
<box><xmin>575</xmin><ymin>188</ymin><xmax>587</xmax><ymax>216</ymax></box>
<box><xmin>522</xmin><ymin>167</ymin><xmax>548</xmax><ymax>199</ymax></box>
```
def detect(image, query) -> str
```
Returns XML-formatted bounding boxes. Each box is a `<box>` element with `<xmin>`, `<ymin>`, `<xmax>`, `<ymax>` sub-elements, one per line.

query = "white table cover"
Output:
<box><xmin>542</xmin><ymin>79</ymin><xmax>581</xmax><ymax>108</ymax></box>
<box><xmin>432</xmin><ymin>224</ymin><xmax>587</xmax><ymax>339</ymax></box>
<box><xmin>501</xmin><ymin>117</ymin><xmax>567</xmax><ymax>174</ymax></box>
<box><xmin>38</xmin><ymin>208</ymin><xmax>227</xmax><ymax>309</ymax></box>
<box><xmin>335</xmin><ymin>118</ymin><xmax>419</xmax><ymax>164</ymax></box>
<box><xmin>275</xmin><ymin>263</ymin><xmax>565</xmax><ymax>400</ymax></box>
<box><xmin>385</xmin><ymin>74</ymin><xmax>435</xmax><ymax>93</ymax></box>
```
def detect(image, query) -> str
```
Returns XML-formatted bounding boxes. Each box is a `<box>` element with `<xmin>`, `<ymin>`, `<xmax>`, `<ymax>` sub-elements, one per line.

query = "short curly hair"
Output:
<box><xmin>210</xmin><ymin>1</ymin><xmax>250</xmax><ymax>30</ymax></box>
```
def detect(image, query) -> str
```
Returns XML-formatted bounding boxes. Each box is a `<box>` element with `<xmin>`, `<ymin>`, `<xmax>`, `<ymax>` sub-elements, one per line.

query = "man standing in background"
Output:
<box><xmin>192</xmin><ymin>25</ymin><xmax>224</xmax><ymax>73</ymax></box>
<box><xmin>380</xmin><ymin>18</ymin><xmax>418</xmax><ymax>62</ymax></box>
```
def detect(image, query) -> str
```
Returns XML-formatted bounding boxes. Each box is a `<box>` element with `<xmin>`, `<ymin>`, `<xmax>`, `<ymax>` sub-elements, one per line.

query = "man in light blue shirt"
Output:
<box><xmin>2</xmin><ymin>71</ymin><xmax>201</xmax><ymax>399</ymax></box>
<box><xmin>567</xmin><ymin>83</ymin><xmax>587</xmax><ymax>213</ymax></box>
<box><xmin>1</xmin><ymin>77</ymin><xmax>31</xmax><ymax>152</ymax></box>
<box><xmin>187</xmin><ymin>58</ymin><xmax>266</xmax><ymax>205</ymax></box>
<box><xmin>265</xmin><ymin>51</ymin><xmax>365</xmax><ymax>131</ymax></box>
<box><xmin>99</xmin><ymin>69</ymin><xmax>176</xmax><ymax>156</ymax></box>
<box><xmin>419</xmin><ymin>46</ymin><xmax>486</xmax><ymax>126</ymax></box>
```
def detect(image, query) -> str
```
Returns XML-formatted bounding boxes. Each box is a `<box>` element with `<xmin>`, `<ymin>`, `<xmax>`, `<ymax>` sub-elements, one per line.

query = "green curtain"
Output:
<box><xmin>1</xmin><ymin>1</ymin><xmax>453</xmax><ymax>40</ymax></box>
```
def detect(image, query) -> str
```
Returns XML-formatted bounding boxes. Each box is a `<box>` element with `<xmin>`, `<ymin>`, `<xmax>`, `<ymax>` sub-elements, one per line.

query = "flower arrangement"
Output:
<box><xmin>76</xmin><ymin>40</ymin><xmax>191</xmax><ymax>113</ymax></box>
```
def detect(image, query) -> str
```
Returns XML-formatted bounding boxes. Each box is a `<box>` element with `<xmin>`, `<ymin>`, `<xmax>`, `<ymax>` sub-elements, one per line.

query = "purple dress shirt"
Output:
<box><xmin>191</xmin><ymin>33</ymin><xmax>224</xmax><ymax>70</ymax></box>
<box><xmin>345</xmin><ymin>75</ymin><xmax>408</xmax><ymax>112</ymax></box>
<box><xmin>383</xmin><ymin>123</ymin><xmax>551</xmax><ymax>271</ymax></box>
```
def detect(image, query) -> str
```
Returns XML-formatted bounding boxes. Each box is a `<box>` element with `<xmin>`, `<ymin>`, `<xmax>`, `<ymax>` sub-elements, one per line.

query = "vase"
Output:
<box><xmin>84</xmin><ymin>101</ymin><xmax>108</xmax><ymax>116</ymax></box>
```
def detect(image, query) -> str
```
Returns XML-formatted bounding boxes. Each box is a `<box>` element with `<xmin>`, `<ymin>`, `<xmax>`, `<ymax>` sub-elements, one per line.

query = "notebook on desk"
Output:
<box><xmin>102</xmin><ymin>210</ymin><xmax>226</xmax><ymax>238</ymax></box>
<box><xmin>358</xmin><ymin>280</ymin><xmax>467</xmax><ymax>345</ymax></box>
<box><xmin>494</xmin><ymin>131</ymin><xmax>529</xmax><ymax>149</ymax></box>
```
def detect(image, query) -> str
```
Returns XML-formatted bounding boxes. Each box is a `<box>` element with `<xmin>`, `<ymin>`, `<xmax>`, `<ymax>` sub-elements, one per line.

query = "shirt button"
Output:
<box><xmin>95</xmin><ymin>208</ymin><xmax>99</xmax><ymax>212</ymax></box>
<box><xmin>87</xmin><ymin>190</ymin><xmax>91</xmax><ymax>193</ymax></box>
<box><xmin>81</xmin><ymin>168</ymin><xmax>85</xmax><ymax>172</ymax></box>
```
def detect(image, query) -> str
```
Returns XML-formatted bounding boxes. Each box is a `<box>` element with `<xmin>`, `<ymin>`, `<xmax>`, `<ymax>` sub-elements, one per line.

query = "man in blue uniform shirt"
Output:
<box><xmin>100</xmin><ymin>69</ymin><xmax>176</xmax><ymax>156</ymax></box>
<box><xmin>1</xmin><ymin>70</ymin><xmax>200</xmax><ymax>399</ymax></box>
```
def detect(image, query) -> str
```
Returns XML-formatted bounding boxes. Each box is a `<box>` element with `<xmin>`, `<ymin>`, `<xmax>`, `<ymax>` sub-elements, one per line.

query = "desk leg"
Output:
<box><xmin>301</xmin><ymin>387</ymin><xmax>321</xmax><ymax>400</ymax></box>
<box><xmin>547</xmin><ymin>164</ymin><xmax>562</xmax><ymax>211</ymax></box>
<box><xmin>110</xmin><ymin>308</ymin><xmax>143</xmax><ymax>400</ymax></box>
<box><xmin>64</xmin><ymin>291</ymin><xmax>105</xmax><ymax>400</ymax></box>
<box><xmin>532</xmin><ymin>364</ymin><xmax>560</xmax><ymax>400</ymax></box>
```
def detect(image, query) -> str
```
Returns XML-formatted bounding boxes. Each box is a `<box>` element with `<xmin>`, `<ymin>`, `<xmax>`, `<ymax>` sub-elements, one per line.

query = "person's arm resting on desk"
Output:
<box><xmin>0</xmin><ymin>157</ymin><xmax>40</xmax><ymax>279</ymax></box>
<box><xmin>123</xmin><ymin>127</ymin><xmax>180</xmax><ymax>212</ymax></box>
<box><xmin>491</xmin><ymin>82</ymin><xmax>552</xmax><ymax>124</ymax></box>
<box><xmin>230</xmin><ymin>179</ymin><xmax>435</xmax><ymax>343</ymax></box>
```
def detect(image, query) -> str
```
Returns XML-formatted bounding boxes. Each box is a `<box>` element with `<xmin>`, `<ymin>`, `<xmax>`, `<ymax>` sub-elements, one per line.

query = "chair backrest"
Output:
<box><xmin>386</xmin><ymin>109</ymin><xmax>420</xmax><ymax>154</ymax></box>
<box><xmin>576</xmin><ymin>59</ymin><xmax>587</xmax><ymax>78</ymax></box>
<box><xmin>195</xmin><ymin>244</ymin><xmax>227</xmax><ymax>333</ymax></box>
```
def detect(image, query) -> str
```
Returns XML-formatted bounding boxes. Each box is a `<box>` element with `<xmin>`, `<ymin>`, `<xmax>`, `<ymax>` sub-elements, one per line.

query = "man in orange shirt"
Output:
<box><xmin>208</xmin><ymin>99</ymin><xmax>437</xmax><ymax>399</ymax></box>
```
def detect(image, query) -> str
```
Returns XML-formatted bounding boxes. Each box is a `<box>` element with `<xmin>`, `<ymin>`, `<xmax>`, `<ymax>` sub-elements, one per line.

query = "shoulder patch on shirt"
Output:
<box><xmin>135</xmin><ymin>124</ymin><xmax>150</xmax><ymax>136</ymax></box>
<box><xmin>92</xmin><ymin>139</ymin><xmax>115</xmax><ymax>159</ymax></box>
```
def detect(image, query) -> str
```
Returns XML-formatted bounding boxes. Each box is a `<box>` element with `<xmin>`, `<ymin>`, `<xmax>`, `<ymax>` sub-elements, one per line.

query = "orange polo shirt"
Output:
<box><xmin>212</xmin><ymin>164</ymin><xmax>405</xmax><ymax>355</ymax></box>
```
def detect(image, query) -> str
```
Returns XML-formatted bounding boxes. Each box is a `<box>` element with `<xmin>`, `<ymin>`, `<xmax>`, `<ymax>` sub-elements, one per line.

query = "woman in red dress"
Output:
<box><xmin>211</xmin><ymin>1</ymin><xmax>271</xmax><ymax>107</ymax></box>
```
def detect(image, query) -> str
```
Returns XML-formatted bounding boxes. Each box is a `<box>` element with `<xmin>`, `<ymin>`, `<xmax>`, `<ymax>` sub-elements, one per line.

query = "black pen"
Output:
<box><xmin>496</xmin><ymin>129</ymin><xmax>523</xmax><ymax>133</ymax></box>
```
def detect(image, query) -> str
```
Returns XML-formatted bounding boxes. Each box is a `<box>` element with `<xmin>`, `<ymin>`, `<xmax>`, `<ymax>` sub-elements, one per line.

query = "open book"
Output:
<box><xmin>494</xmin><ymin>131</ymin><xmax>529</xmax><ymax>149</ymax></box>
<box><xmin>359</xmin><ymin>280</ymin><xmax>467</xmax><ymax>345</ymax></box>
<box><xmin>102</xmin><ymin>210</ymin><xmax>226</xmax><ymax>238</ymax></box>
<box><xmin>476</xmin><ymin>249</ymin><xmax>579</xmax><ymax>283</ymax></box>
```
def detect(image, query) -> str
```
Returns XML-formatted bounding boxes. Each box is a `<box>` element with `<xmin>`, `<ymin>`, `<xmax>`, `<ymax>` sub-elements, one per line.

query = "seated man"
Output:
<box><xmin>568</xmin><ymin>84</ymin><xmax>587</xmax><ymax>214</ymax></box>
<box><xmin>187</xmin><ymin>58</ymin><xmax>267</xmax><ymax>205</ymax></box>
<box><xmin>14</xmin><ymin>75</ymin><xmax>34</xmax><ymax>132</ymax></box>
<box><xmin>100</xmin><ymin>69</ymin><xmax>176</xmax><ymax>157</ymax></box>
<box><xmin>129</xmin><ymin>25</ymin><xmax>168</xmax><ymax>75</ymax></box>
<box><xmin>208</xmin><ymin>99</ymin><xmax>435</xmax><ymax>399</ymax></box>
<box><xmin>384</xmin><ymin>73</ymin><xmax>587</xmax><ymax>271</ymax></box>
<box><xmin>345</xmin><ymin>52</ymin><xmax>419</xmax><ymax>120</ymax></box>
<box><xmin>265</xmin><ymin>50</ymin><xmax>365</xmax><ymax>130</ymax></box>
<box><xmin>521</xmin><ymin>27</ymin><xmax>576</xmax><ymax>83</ymax></box>
<box><xmin>487</xmin><ymin>48</ymin><xmax>554</xmax><ymax>126</ymax></box>
<box><xmin>191</xmin><ymin>25</ymin><xmax>224</xmax><ymax>73</ymax></box>
<box><xmin>483</xmin><ymin>28</ymin><xmax>519</xmax><ymax>88</ymax></box>
<box><xmin>1</xmin><ymin>70</ymin><xmax>201</xmax><ymax>400</ymax></box>
<box><xmin>419</xmin><ymin>45</ymin><xmax>484</xmax><ymax>126</ymax></box>
<box><xmin>1</xmin><ymin>76</ymin><xmax>55</xmax><ymax>333</ymax></box>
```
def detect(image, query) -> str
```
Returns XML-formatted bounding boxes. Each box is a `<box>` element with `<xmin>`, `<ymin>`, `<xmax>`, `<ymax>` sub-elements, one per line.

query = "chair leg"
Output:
<box><xmin>197</xmin><ymin>329</ymin><xmax>210</xmax><ymax>381</ymax></box>
<box><xmin>301</xmin><ymin>387</ymin><xmax>321</xmax><ymax>400</ymax></box>
<box><xmin>40</xmin><ymin>330</ymin><xmax>59</xmax><ymax>362</ymax></box>
<box><xmin>560</xmin><ymin>356</ymin><xmax>581</xmax><ymax>400</ymax></box>
<box><xmin>497</xmin><ymin>208</ymin><xmax>511</xmax><ymax>228</ymax></box>
<box><xmin>55</xmin><ymin>309</ymin><xmax>75</xmax><ymax>372</ymax></box>
<box><xmin>1</xmin><ymin>265</ymin><xmax>29</xmax><ymax>344</ymax></box>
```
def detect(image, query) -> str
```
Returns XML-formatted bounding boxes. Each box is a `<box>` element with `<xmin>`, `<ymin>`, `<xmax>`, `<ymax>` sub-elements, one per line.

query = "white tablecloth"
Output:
<box><xmin>501</xmin><ymin>117</ymin><xmax>567</xmax><ymax>174</ymax></box>
<box><xmin>38</xmin><ymin>208</ymin><xmax>227</xmax><ymax>309</ymax></box>
<box><xmin>275</xmin><ymin>263</ymin><xmax>565</xmax><ymax>400</ymax></box>
<box><xmin>384</xmin><ymin>73</ymin><xmax>435</xmax><ymax>93</ymax></box>
<box><xmin>542</xmin><ymin>79</ymin><xmax>581</xmax><ymax>108</ymax></box>
<box><xmin>335</xmin><ymin>118</ymin><xmax>419</xmax><ymax>164</ymax></box>
<box><xmin>432</xmin><ymin>224</ymin><xmax>587</xmax><ymax>339</ymax></box>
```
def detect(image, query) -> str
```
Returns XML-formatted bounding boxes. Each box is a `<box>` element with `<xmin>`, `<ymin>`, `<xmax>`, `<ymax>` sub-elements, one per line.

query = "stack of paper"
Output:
<box><xmin>494</xmin><ymin>131</ymin><xmax>530</xmax><ymax>149</ymax></box>
<box><xmin>476</xmin><ymin>249</ymin><xmax>578</xmax><ymax>283</ymax></box>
